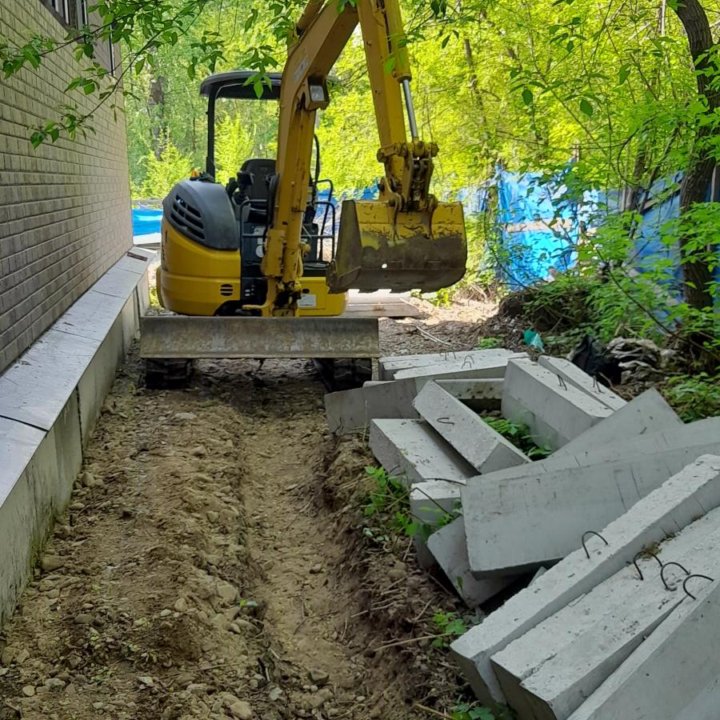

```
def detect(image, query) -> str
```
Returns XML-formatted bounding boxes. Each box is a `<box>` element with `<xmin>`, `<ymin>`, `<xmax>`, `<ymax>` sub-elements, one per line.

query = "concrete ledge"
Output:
<box><xmin>0</xmin><ymin>250</ymin><xmax>151</xmax><ymax>627</ymax></box>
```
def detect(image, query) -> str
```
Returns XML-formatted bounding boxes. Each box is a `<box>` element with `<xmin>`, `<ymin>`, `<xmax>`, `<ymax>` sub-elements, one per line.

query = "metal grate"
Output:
<box><xmin>170</xmin><ymin>194</ymin><xmax>205</xmax><ymax>243</ymax></box>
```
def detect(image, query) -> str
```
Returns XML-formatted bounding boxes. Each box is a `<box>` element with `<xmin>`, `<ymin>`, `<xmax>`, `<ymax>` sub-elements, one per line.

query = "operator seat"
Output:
<box><xmin>240</xmin><ymin>158</ymin><xmax>275</xmax><ymax>222</ymax></box>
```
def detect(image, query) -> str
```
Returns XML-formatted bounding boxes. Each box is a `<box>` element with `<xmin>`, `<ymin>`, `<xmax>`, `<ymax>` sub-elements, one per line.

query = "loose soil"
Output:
<box><xmin>0</xmin><ymin>304</ymin><xmax>492</xmax><ymax>720</ymax></box>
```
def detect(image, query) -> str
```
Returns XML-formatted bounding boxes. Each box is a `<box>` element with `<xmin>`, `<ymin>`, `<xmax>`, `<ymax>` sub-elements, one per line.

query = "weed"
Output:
<box><xmin>449</xmin><ymin>703</ymin><xmax>498</xmax><ymax>720</ymax></box>
<box><xmin>482</xmin><ymin>417</ymin><xmax>551</xmax><ymax>459</ymax></box>
<box><xmin>664</xmin><ymin>373</ymin><xmax>720</xmax><ymax>422</ymax></box>
<box><xmin>431</xmin><ymin>610</ymin><xmax>468</xmax><ymax>648</ymax></box>
<box><xmin>476</xmin><ymin>337</ymin><xmax>503</xmax><ymax>350</ymax></box>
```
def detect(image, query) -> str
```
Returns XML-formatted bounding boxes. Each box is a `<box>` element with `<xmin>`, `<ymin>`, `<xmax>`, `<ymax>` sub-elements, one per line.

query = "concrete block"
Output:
<box><xmin>435</xmin><ymin>379</ymin><xmax>503</xmax><ymax>412</ymax></box>
<box><xmin>450</xmin><ymin>455</ymin><xmax>720</xmax><ymax>705</ymax></box>
<box><xmin>463</xmin><ymin>429</ymin><xmax>720</xmax><ymax>576</ymax></box>
<box><xmin>369</xmin><ymin>419</ymin><xmax>475</xmax><ymax>485</ymax></box>
<box><xmin>556</xmin><ymin>388</ymin><xmax>681</xmax><ymax>457</ymax></box>
<box><xmin>56</xmin><ymin>289</ymin><xmax>128</xmax><ymax>343</ymax></box>
<box><xmin>568</xmin><ymin>579</ymin><xmax>720</xmax><ymax>720</ymax></box>
<box><xmin>77</xmin><ymin>316</ymin><xmax>125</xmax><ymax>446</ymax></box>
<box><xmin>502</xmin><ymin>359</ymin><xmax>613</xmax><ymax>450</ymax></box>
<box><xmin>326</xmin><ymin>376</ymin><xmax>507</xmax><ymax>436</ymax></box>
<box><xmin>394</xmin><ymin>353</ymin><xmax>525</xmax><ymax>381</ymax></box>
<box><xmin>538</xmin><ymin>356</ymin><xmax>626</xmax><ymax>411</ymax></box>
<box><xmin>410</xmin><ymin>480</ymin><xmax>462</xmax><ymax>526</ymax></box>
<box><xmin>428</xmin><ymin>516</ymin><xmax>515</xmax><ymax>607</ymax></box>
<box><xmin>414</xmin><ymin>381</ymin><xmax>529</xmax><ymax>473</ymax></box>
<box><xmin>410</xmin><ymin>480</ymin><xmax>463</xmax><ymax>570</ymax></box>
<box><xmin>0</xmin><ymin>329</ymin><xmax>97</xmax><ymax>431</ymax></box>
<box><xmin>380</xmin><ymin>350</ymin><xmax>525</xmax><ymax>379</ymax></box>
<box><xmin>0</xmin><ymin>405</ymin><xmax>82</xmax><ymax>626</ymax></box>
<box><xmin>496</xmin><ymin>509</ymin><xmax>720</xmax><ymax>720</ymax></box>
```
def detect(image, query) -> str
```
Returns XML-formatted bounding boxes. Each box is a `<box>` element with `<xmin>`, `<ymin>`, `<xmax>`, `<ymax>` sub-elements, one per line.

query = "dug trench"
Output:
<box><xmin>0</xmin><ymin>312</ymin><xmax>485</xmax><ymax>720</ymax></box>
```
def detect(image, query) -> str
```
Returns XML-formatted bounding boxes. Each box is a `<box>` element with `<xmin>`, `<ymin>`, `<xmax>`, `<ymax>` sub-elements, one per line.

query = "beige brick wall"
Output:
<box><xmin>0</xmin><ymin>1</ymin><xmax>132</xmax><ymax>373</ymax></box>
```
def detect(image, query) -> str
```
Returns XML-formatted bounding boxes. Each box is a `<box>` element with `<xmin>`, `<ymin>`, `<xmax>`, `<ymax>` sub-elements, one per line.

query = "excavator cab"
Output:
<box><xmin>157</xmin><ymin>70</ymin><xmax>344</xmax><ymax>317</ymax></box>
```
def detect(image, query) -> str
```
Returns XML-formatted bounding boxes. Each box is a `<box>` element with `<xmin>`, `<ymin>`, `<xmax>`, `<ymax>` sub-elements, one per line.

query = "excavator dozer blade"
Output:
<box><xmin>326</xmin><ymin>199</ymin><xmax>467</xmax><ymax>293</ymax></box>
<box><xmin>140</xmin><ymin>316</ymin><xmax>380</xmax><ymax>359</ymax></box>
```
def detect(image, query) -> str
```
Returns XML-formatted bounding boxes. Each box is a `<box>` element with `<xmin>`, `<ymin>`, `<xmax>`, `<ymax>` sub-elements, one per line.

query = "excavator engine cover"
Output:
<box><xmin>327</xmin><ymin>199</ymin><xmax>467</xmax><ymax>293</ymax></box>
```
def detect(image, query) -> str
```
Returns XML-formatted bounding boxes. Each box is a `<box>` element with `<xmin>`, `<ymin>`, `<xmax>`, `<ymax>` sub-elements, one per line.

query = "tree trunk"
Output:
<box><xmin>671</xmin><ymin>0</ymin><xmax>717</xmax><ymax>310</ymax></box>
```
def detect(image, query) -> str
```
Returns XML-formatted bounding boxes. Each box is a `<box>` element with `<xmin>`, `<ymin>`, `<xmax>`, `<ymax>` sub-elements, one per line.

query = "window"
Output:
<box><xmin>42</xmin><ymin>0</ymin><xmax>88</xmax><ymax>28</ymax></box>
<box><xmin>44</xmin><ymin>0</ymin><xmax>71</xmax><ymax>23</ymax></box>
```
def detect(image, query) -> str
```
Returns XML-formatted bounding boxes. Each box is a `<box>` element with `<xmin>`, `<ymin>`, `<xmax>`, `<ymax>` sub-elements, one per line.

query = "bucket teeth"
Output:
<box><xmin>327</xmin><ymin>199</ymin><xmax>467</xmax><ymax>293</ymax></box>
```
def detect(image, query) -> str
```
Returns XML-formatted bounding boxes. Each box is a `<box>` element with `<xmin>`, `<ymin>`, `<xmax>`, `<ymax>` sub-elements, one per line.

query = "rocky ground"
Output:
<box><xmin>0</xmin><ymin>298</ymin><xmax>496</xmax><ymax>720</ymax></box>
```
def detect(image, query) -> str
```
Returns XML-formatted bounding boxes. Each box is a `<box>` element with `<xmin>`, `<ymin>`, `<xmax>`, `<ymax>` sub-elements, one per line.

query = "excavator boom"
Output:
<box><xmin>264</xmin><ymin>0</ymin><xmax>467</xmax><ymax>310</ymax></box>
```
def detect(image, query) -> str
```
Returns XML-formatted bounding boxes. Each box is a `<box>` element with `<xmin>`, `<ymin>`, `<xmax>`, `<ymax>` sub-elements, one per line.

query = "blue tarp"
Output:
<box><xmin>132</xmin><ymin>208</ymin><xmax>163</xmax><ymax>236</ymax></box>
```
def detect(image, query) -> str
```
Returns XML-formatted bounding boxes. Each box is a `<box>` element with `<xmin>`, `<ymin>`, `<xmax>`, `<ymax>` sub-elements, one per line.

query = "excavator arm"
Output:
<box><xmin>261</xmin><ymin>0</ymin><xmax>467</xmax><ymax>315</ymax></box>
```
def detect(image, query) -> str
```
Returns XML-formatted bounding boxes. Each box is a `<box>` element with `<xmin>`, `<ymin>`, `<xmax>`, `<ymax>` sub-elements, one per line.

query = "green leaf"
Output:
<box><xmin>618</xmin><ymin>65</ymin><xmax>631</xmax><ymax>85</ymax></box>
<box><xmin>579</xmin><ymin>98</ymin><xmax>594</xmax><ymax>116</ymax></box>
<box><xmin>522</xmin><ymin>88</ymin><xmax>533</xmax><ymax>106</ymax></box>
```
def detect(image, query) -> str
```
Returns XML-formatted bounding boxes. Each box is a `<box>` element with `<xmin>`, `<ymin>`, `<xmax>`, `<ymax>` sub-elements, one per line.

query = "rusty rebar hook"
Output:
<box><xmin>631</xmin><ymin>550</ymin><xmax>663</xmax><ymax>581</ymax></box>
<box><xmin>581</xmin><ymin>530</ymin><xmax>609</xmax><ymax>559</ymax></box>
<box><xmin>682</xmin><ymin>574</ymin><xmax>715</xmax><ymax>600</ymax></box>
<box><xmin>660</xmin><ymin>561</ymin><xmax>690</xmax><ymax>591</ymax></box>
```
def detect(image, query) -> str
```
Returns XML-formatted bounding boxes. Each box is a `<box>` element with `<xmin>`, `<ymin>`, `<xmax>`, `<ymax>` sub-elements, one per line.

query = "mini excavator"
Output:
<box><xmin>140</xmin><ymin>0</ymin><xmax>467</xmax><ymax>385</ymax></box>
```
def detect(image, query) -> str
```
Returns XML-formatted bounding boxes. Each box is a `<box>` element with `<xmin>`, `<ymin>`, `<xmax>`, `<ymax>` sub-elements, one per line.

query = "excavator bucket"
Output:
<box><xmin>326</xmin><ymin>199</ymin><xmax>467</xmax><ymax>293</ymax></box>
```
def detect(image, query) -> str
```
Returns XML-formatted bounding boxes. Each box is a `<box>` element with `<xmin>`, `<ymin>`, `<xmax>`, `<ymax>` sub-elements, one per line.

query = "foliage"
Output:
<box><xmin>476</xmin><ymin>337</ymin><xmax>502</xmax><ymax>350</ymax></box>
<box><xmin>449</xmin><ymin>704</ymin><xmax>498</xmax><ymax>720</ymax></box>
<box><xmin>664</xmin><ymin>373</ymin><xmax>720</xmax><ymax>421</ymax></box>
<box><xmin>362</xmin><ymin>466</ymin><xmax>457</xmax><ymax>544</ymax></box>
<box><xmin>430</xmin><ymin>610</ymin><xmax>468</xmax><ymax>648</ymax></box>
<box><xmin>483</xmin><ymin>417</ymin><xmax>551</xmax><ymax>459</ymax></box>
<box><xmin>136</xmin><ymin>141</ymin><xmax>193</xmax><ymax>198</ymax></box>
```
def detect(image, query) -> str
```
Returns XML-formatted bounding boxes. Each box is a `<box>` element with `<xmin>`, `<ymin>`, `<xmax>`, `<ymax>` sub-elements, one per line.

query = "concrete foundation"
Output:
<box><xmin>450</xmin><ymin>455</ymin><xmax>720</xmax><ymax>705</ymax></box>
<box><xmin>556</xmin><ymin>388</ymin><xmax>681</xmax><ymax>457</ymax></box>
<box><xmin>428</xmin><ymin>517</ymin><xmax>515</xmax><ymax>607</ymax></box>
<box><xmin>462</xmin><ymin>430</ymin><xmax>720</xmax><ymax>576</ymax></box>
<box><xmin>414</xmin><ymin>381</ymin><xmax>529</xmax><ymax>473</ymax></box>
<box><xmin>568</xmin><ymin>580</ymin><xmax>720</xmax><ymax>720</ymax></box>
<box><xmin>0</xmin><ymin>250</ymin><xmax>151</xmax><ymax>627</ymax></box>
<box><xmin>502</xmin><ymin>359</ymin><xmax>613</xmax><ymax>450</ymax></box>
<box><xmin>369</xmin><ymin>419</ymin><xmax>476</xmax><ymax>484</ymax></box>
<box><xmin>537</xmin><ymin>356</ymin><xmax>626</xmax><ymax>411</ymax></box>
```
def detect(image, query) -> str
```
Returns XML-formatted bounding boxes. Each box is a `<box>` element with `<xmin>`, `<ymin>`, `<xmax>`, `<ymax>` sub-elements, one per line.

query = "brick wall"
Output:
<box><xmin>0</xmin><ymin>1</ymin><xmax>132</xmax><ymax>373</ymax></box>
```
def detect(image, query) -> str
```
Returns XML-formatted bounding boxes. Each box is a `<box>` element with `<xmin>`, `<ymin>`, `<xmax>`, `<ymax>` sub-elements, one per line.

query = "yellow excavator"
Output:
<box><xmin>141</xmin><ymin>0</ymin><xmax>467</xmax><ymax>385</ymax></box>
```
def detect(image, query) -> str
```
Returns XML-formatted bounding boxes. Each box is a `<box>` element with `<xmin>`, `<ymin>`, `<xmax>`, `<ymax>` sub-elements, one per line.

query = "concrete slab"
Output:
<box><xmin>0</xmin><ymin>329</ymin><xmax>97</xmax><ymax>431</ymax></box>
<box><xmin>463</xmin><ymin>429</ymin><xmax>720</xmax><ymax>577</ymax></box>
<box><xmin>493</xmin><ymin>507</ymin><xmax>720</xmax><ymax>719</ymax></box>
<box><xmin>369</xmin><ymin>419</ymin><xmax>476</xmax><ymax>485</ymax></box>
<box><xmin>502</xmin><ymin>359</ymin><xmax>613</xmax><ymax>450</ymax></box>
<box><xmin>410</xmin><ymin>480</ymin><xmax>463</xmax><ymax>526</ymax></box>
<box><xmin>556</xmin><ymin>388</ymin><xmax>681</xmax><ymax>457</ymax></box>
<box><xmin>428</xmin><ymin>516</ymin><xmax>515</xmax><ymax>607</ymax></box>
<box><xmin>538</xmin><ymin>356</ymin><xmax>626</xmax><ymax>411</ymax></box>
<box><xmin>435</xmin><ymin>379</ymin><xmax>503</xmax><ymax>412</ymax></box>
<box><xmin>410</xmin><ymin>480</ymin><xmax>463</xmax><ymax>570</ymax></box>
<box><xmin>92</xmin><ymin>267</ymin><xmax>143</xmax><ymax>299</ymax></box>
<box><xmin>504</xmin><ymin>510</ymin><xmax>720</xmax><ymax>720</ymax></box>
<box><xmin>0</xmin><ymin>405</ymin><xmax>82</xmax><ymax>626</ymax></box>
<box><xmin>380</xmin><ymin>350</ymin><xmax>525</xmax><ymax>379</ymax></box>
<box><xmin>55</xmin><ymin>289</ymin><xmax>128</xmax><ymax>343</ymax></box>
<box><xmin>450</xmin><ymin>455</ymin><xmax>720</xmax><ymax>705</ymax></box>
<box><xmin>325</xmin><ymin>386</ymin><xmax>369</xmax><ymax>434</ymax></box>
<box><xmin>77</xmin><ymin>317</ymin><xmax>125</xmax><ymax>445</ymax></box>
<box><xmin>414</xmin><ymin>381</ymin><xmax>529</xmax><ymax>473</ymax></box>
<box><xmin>394</xmin><ymin>355</ymin><xmax>524</xmax><ymax>381</ymax></box>
<box><xmin>568</xmin><ymin>580</ymin><xmax>720</xmax><ymax>720</ymax></box>
<box><xmin>0</xmin><ymin>418</ymin><xmax>46</xmax><ymax>507</ymax></box>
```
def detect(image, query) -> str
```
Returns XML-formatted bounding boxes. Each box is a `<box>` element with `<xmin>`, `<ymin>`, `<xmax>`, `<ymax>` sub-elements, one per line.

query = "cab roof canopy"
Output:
<box><xmin>199</xmin><ymin>71</ymin><xmax>283</xmax><ymax>101</ymax></box>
